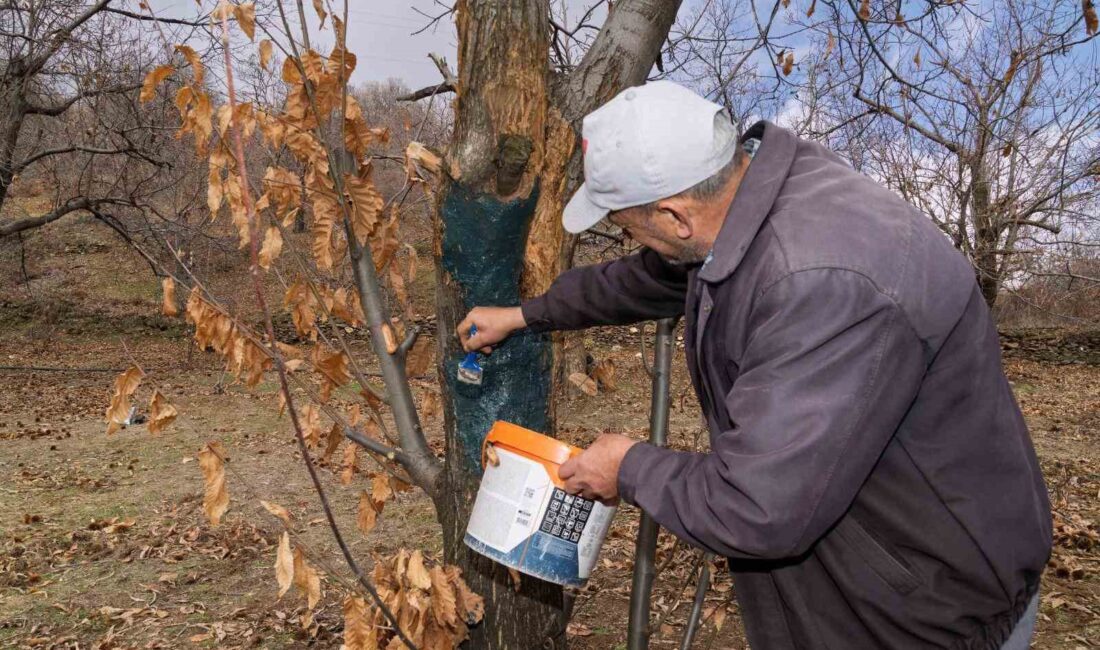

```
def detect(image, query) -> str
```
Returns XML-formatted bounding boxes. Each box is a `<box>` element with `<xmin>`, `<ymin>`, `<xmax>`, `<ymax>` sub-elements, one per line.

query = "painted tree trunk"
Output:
<box><xmin>429</xmin><ymin>1</ymin><xmax>682</xmax><ymax>647</ymax></box>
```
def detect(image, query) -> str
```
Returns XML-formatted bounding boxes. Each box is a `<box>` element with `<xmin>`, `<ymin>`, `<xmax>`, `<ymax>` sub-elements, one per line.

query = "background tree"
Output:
<box><xmin>792</xmin><ymin>0</ymin><xmax>1099</xmax><ymax>308</ymax></box>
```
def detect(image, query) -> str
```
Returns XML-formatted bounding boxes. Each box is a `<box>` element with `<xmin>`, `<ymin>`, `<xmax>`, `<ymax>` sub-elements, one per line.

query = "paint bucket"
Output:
<box><xmin>464</xmin><ymin>421</ymin><xmax>617</xmax><ymax>587</ymax></box>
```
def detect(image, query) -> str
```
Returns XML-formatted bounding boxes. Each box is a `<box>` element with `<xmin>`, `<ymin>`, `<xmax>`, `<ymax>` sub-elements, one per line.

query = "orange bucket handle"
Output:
<box><xmin>480</xmin><ymin>421</ymin><xmax>581</xmax><ymax>469</ymax></box>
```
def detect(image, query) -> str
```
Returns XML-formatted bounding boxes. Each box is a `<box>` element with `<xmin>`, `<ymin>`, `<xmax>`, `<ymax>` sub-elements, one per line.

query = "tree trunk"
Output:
<box><xmin>969</xmin><ymin>159</ymin><xmax>1001</xmax><ymax>308</ymax></box>
<box><xmin>432</xmin><ymin>2</ymin><xmax>564</xmax><ymax>647</ymax></box>
<box><xmin>430</xmin><ymin>1</ymin><xmax>681</xmax><ymax>647</ymax></box>
<box><xmin>0</xmin><ymin>77</ymin><xmax>28</xmax><ymax>212</ymax></box>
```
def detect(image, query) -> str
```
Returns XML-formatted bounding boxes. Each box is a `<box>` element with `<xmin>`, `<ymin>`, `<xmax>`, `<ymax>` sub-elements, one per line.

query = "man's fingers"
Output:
<box><xmin>456</xmin><ymin>315</ymin><xmax>473</xmax><ymax>341</ymax></box>
<box><xmin>479</xmin><ymin>346</ymin><xmax>493</xmax><ymax>355</ymax></box>
<box><xmin>558</xmin><ymin>458</ymin><xmax>577</xmax><ymax>480</ymax></box>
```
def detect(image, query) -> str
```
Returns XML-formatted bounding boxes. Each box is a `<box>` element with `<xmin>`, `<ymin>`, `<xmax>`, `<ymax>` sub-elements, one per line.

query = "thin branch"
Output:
<box><xmin>396</xmin><ymin>81</ymin><xmax>455</xmax><ymax>102</ymax></box>
<box><xmin>104</xmin><ymin>6</ymin><xmax>208</xmax><ymax>26</ymax></box>
<box><xmin>24</xmin><ymin>83</ymin><xmax>142</xmax><ymax>116</ymax></box>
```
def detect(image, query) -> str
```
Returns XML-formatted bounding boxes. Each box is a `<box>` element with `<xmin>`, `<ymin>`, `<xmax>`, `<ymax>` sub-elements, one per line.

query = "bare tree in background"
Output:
<box><xmin>0</xmin><ymin>0</ymin><xmax>211</xmax><ymax>243</ymax></box>
<box><xmin>793</xmin><ymin>0</ymin><xmax>1099</xmax><ymax>308</ymax></box>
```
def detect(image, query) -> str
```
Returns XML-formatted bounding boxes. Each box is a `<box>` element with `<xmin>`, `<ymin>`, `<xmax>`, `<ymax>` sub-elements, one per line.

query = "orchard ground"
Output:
<box><xmin>1</xmin><ymin>216</ymin><xmax>1097</xmax><ymax>649</ymax></box>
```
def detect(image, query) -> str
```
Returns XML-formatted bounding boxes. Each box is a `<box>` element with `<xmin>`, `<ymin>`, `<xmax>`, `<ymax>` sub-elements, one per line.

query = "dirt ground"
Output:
<box><xmin>1</xmin><ymin>220</ymin><xmax>1098</xmax><ymax>649</ymax></box>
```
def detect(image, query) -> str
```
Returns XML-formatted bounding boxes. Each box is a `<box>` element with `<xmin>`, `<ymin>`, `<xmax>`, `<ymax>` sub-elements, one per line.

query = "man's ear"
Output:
<box><xmin>656</xmin><ymin>198</ymin><xmax>693</xmax><ymax>240</ymax></box>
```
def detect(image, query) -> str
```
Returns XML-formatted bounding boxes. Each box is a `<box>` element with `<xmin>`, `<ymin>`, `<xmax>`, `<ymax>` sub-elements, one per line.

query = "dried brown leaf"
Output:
<box><xmin>259</xmin><ymin>39</ymin><xmax>274</xmax><ymax>70</ymax></box>
<box><xmin>445</xmin><ymin>566</ymin><xmax>484</xmax><ymax>625</ymax></box>
<box><xmin>148</xmin><ymin>390</ymin><xmax>178</xmax><ymax>434</ymax></box>
<box><xmin>198</xmin><ymin>442</ymin><xmax>229</xmax><ymax>525</ymax></box>
<box><xmin>407</xmin><ymin>550</ymin><xmax>432</xmax><ymax>590</ymax></box>
<box><xmin>261</xmin><ymin>500</ymin><xmax>291</xmax><ymax>525</ymax></box>
<box><xmin>857</xmin><ymin>0</ymin><xmax>871</xmax><ymax>21</ymax></box>
<box><xmin>293</xmin><ymin>547</ymin><xmax>322</xmax><ymax>610</ymax></box>
<box><xmin>174</xmin><ymin>44</ymin><xmax>204</xmax><ymax>85</ymax></box>
<box><xmin>141</xmin><ymin>64</ymin><xmax>174</xmax><ymax>103</ymax></box>
<box><xmin>105</xmin><ymin>365</ymin><xmax>144</xmax><ymax>434</ymax></box>
<box><xmin>357</xmin><ymin>490</ymin><xmax>378</xmax><ymax>535</ymax></box>
<box><xmin>323</xmin><ymin>422</ymin><xmax>343</xmax><ymax>461</ymax></box>
<box><xmin>343</xmin><ymin>596</ymin><xmax>377</xmax><ymax>650</ymax></box>
<box><xmin>161</xmin><ymin>277</ymin><xmax>179</xmax><ymax>317</ymax></box>
<box><xmin>258</xmin><ymin>225</ymin><xmax>283</xmax><ymax>270</ymax></box>
<box><xmin>429</xmin><ymin>566</ymin><xmax>458</xmax><ymax>628</ymax></box>
<box><xmin>275</xmin><ymin>531</ymin><xmax>294</xmax><ymax>597</ymax></box>
<box><xmin>568</xmin><ymin>371</ymin><xmax>598</xmax><ymax>397</ymax></box>
<box><xmin>233</xmin><ymin>2</ymin><xmax>255</xmax><ymax>40</ymax></box>
<box><xmin>312</xmin><ymin>0</ymin><xmax>327</xmax><ymax>27</ymax></box>
<box><xmin>341</xmin><ymin>443</ymin><xmax>358</xmax><ymax>485</ymax></box>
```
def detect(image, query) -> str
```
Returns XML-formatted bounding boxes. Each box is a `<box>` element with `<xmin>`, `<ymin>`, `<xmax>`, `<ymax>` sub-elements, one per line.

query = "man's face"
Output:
<box><xmin>608</xmin><ymin>207</ymin><xmax>710</xmax><ymax>265</ymax></box>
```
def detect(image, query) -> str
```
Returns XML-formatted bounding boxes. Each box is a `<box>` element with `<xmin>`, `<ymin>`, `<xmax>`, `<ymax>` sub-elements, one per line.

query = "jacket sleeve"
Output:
<box><xmin>617</xmin><ymin>268</ymin><xmax>927</xmax><ymax>559</ymax></box>
<box><xmin>520</xmin><ymin>248</ymin><xmax>688</xmax><ymax>333</ymax></box>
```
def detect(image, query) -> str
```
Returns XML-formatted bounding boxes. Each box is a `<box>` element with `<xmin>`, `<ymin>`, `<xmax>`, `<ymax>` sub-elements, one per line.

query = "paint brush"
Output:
<box><xmin>457</xmin><ymin>324</ymin><xmax>484</xmax><ymax>385</ymax></box>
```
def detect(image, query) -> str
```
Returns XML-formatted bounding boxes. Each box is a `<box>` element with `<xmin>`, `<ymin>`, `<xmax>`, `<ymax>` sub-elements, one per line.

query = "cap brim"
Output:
<box><xmin>562</xmin><ymin>184</ymin><xmax>609</xmax><ymax>234</ymax></box>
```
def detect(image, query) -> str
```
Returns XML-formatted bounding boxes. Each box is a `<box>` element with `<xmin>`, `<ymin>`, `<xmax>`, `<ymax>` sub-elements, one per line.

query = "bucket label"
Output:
<box><xmin>465</xmin><ymin>446</ymin><xmax>616</xmax><ymax>586</ymax></box>
<box><xmin>466</xmin><ymin>447</ymin><xmax>550</xmax><ymax>553</ymax></box>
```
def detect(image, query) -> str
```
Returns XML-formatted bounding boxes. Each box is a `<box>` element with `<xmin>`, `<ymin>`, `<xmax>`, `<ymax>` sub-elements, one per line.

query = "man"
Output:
<box><xmin>458</xmin><ymin>81</ymin><xmax>1051</xmax><ymax>649</ymax></box>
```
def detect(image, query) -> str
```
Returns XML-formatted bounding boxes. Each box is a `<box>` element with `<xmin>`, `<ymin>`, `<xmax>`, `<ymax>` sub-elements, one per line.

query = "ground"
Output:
<box><xmin>1</xmin><ymin>219</ymin><xmax>1097</xmax><ymax>649</ymax></box>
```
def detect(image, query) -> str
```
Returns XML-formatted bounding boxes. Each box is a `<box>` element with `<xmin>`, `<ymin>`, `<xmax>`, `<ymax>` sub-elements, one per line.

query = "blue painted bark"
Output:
<box><xmin>440</xmin><ymin>182</ymin><xmax>552</xmax><ymax>474</ymax></box>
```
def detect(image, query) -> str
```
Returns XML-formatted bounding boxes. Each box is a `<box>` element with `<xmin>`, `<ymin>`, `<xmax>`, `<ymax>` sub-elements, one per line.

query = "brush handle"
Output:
<box><xmin>462</xmin><ymin>325</ymin><xmax>479</xmax><ymax>364</ymax></box>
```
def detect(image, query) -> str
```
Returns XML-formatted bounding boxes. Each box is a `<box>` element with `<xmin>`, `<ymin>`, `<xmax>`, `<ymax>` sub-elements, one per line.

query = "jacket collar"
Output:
<box><xmin>698</xmin><ymin>121</ymin><xmax>798</xmax><ymax>283</ymax></box>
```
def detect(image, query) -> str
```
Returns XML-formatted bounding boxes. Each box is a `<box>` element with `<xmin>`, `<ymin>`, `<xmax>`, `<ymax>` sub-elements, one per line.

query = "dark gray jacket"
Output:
<box><xmin>522</xmin><ymin>122</ymin><xmax>1052</xmax><ymax>649</ymax></box>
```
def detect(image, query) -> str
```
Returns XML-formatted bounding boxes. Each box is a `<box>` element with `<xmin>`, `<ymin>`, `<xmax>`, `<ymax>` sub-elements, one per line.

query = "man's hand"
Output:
<box><xmin>558</xmin><ymin>433</ymin><xmax>640</xmax><ymax>504</ymax></box>
<box><xmin>457</xmin><ymin>306</ymin><xmax>527</xmax><ymax>353</ymax></box>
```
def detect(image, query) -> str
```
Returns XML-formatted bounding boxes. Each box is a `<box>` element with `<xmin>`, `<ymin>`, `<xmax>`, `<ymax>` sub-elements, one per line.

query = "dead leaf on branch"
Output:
<box><xmin>312</xmin><ymin>0</ymin><xmax>327</xmax><ymax>28</ymax></box>
<box><xmin>258</xmin><ymin>225</ymin><xmax>283</xmax><ymax>270</ymax></box>
<box><xmin>341</xmin><ymin>443</ymin><xmax>358</xmax><ymax>485</ymax></box>
<box><xmin>140</xmin><ymin>64</ymin><xmax>174</xmax><ymax>103</ymax></box>
<box><xmin>197</xmin><ymin>442</ymin><xmax>229</xmax><ymax>525</ymax></box>
<box><xmin>430</xmin><ymin>566</ymin><xmax>458</xmax><ymax>628</ymax></box>
<box><xmin>346</xmin><ymin>170</ymin><xmax>384</xmax><ymax>246</ymax></box>
<box><xmin>312</xmin><ymin>344</ymin><xmax>351</xmax><ymax>402</ymax></box>
<box><xmin>174</xmin><ymin>44</ymin><xmax>204</xmax><ymax>86</ymax></box>
<box><xmin>259</xmin><ymin>39</ymin><xmax>274</xmax><ymax>70</ymax></box>
<box><xmin>148</xmin><ymin>390</ymin><xmax>178</xmax><ymax>434</ymax></box>
<box><xmin>382</xmin><ymin>322</ymin><xmax>398</xmax><ymax>354</ymax></box>
<box><xmin>275</xmin><ymin>531</ymin><xmax>294</xmax><ymax>597</ymax></box>
<box><xmin>407</xmin><ymin>550</ymin><xmax>432</xmax><ymax>590</ymax></box>
<box><xmin>357</xmin><ymin>490</ymin><xmax>378</xmax><ymax>535</ymax></box>
<box><xmin>323</xmin><ymin>422</ymin><xmax>344</xmax><ymax>461</ymax></box>
<box><xmin>161</xmin><ymin>277</ymin><xmax>179</xmax><ymax>317</ymax></box>
<box><xmin>293</xmin><ymin>547</ymin><xmax>322</xmax><ymax>610</ymax></box>
<box><xmin>300</xmin><ymin>403</ymin><xmax>323</xmax><ymax>448</ymax></box>
<box><xmin>343</xmin><ymin>596</ymin><xmax>376</xmax><ymax>650</ymax></box>
<box><xmin>105</xmin><ymin>365</ymin><xmax>144</xmax><ymax>434</ymax></box>
<box><xmin>233</xmin><ymin>2</ymin><xmax>256</xmax><ymax>41</ymax></box>
<box><xmin>261</xmin><ymin>500</ymin><xmax>292</xmax><ymax>525</ymax></box>
<box><xmin>858</xmin><ymin>0</ymin><xmax>871</xmax><ymax>21</ymax></box>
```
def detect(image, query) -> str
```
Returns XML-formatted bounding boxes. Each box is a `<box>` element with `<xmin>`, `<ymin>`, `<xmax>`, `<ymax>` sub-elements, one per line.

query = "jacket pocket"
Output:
<box><xmin>834</xmin><ymin>515</ymin><xmax>922</xmax><ymax>595</ymax></box>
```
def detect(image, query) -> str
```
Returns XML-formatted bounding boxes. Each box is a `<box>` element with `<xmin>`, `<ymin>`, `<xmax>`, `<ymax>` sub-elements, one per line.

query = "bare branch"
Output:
<box><xmin>104</xmin><ymin>6</ymin><xmax>207</xmax><ymax>27</ymax></box>
<box><xmin>0</xmin><ymin>197</ymin><xmax>91</xmax><ymax>237</ymax></box>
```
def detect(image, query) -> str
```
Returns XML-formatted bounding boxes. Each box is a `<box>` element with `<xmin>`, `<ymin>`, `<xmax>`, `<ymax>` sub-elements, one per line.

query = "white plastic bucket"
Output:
<box><xmin>464</xmin><ymin>421</ymin><xmax>616</xmax><ymax>587</ymax></box>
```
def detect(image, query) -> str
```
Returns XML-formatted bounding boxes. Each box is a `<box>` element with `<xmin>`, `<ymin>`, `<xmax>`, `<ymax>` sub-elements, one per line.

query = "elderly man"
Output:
<box><xmin>457</xmin><ymin>81</ymin><xmax>1051</xmax><ymax>649</ymax></box>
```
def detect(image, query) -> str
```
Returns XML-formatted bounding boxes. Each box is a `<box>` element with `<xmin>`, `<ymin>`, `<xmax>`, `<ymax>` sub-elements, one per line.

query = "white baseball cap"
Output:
<box><xmin>563</xmin><ymin>80</ymin><xmax>739</xmax><ymax>234</ymax></box>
